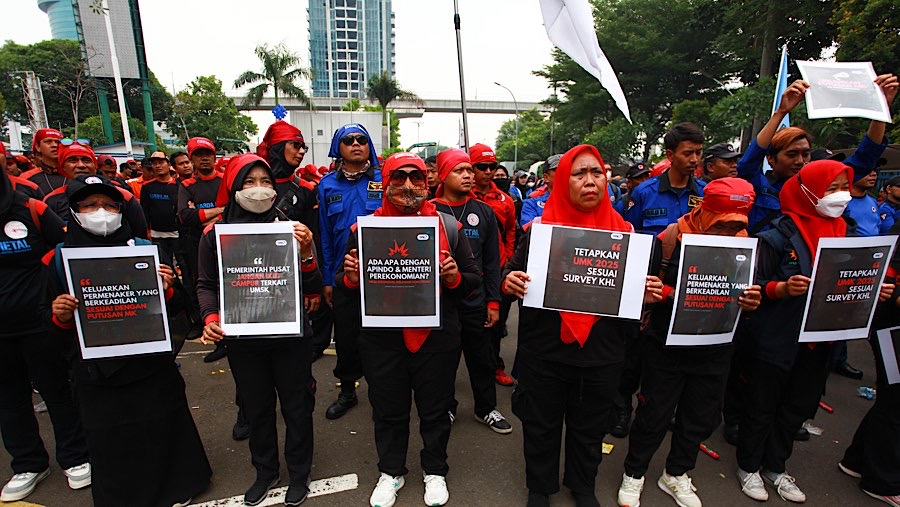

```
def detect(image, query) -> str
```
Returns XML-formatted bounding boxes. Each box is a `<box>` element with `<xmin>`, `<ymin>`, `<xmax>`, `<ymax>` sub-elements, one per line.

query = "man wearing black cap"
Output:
<box><xmin>701</xmin><ymin>143</ymin><xmax>741</xmax><ymax>182</ymax></box>
<box><xmin>879</xmin><ymin>176</ymin><xmax>900</xmax><ymax>233</ymax></box>
<box><xmin>615</xmin><ymin>162</ymin><xmax>651</xmax><ymax>215</ymax></box>
<box><xmin>141</xmin><ymin>152</ymin><xmax>181</xmax><ymax>267</ymax></box>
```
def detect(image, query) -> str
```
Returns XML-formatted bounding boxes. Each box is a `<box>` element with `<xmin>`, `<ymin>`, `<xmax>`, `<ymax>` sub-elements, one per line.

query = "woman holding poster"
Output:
<box><xmin>197</xmin><ymin>154</ymin><xmax>321</xmax><ymax>507</ymax></box>
<box><xmin>502</xmin><ymin>144</ymin><xmax>663</xmax><ymax>507</ymax></box>
<box><xmin>46</xmin><ymin>174</ymin><xmax>211</xmax><ymax>507</ymax></box>
<box><xmin>735</xmin><ymin>160</ymin><xmax>894</xmax><ymax>503</ymax></box>
<box><xmin>840</xmin><ymin>226</ymin><xmax>900</xmax><ymax>506</ymax></box>
<box><xmin>616</xmin><ymin>178</ymin><xmax>762</xmax><ymax>507</ymax></box>
<box><xmin>337</xmin><ymin>152</ymin><xmax>481</xmax><ymax>507</ymax></box>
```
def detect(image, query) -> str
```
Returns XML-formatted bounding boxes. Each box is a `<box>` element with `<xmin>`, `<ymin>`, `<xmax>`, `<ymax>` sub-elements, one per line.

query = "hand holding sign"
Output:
<box><xmin>343</xmin><ymin>249</ymin><xmax>360</xmax><ymax>285</ymax></box>
<box><xmin>881</xmin><ymin>282</ymin><xmax>897</xmax><ymax>302</ymax></box>
<box><xmin>52</xmin><ymin>294</ymin><xmax>79</xmax><ymax>324</ymax></box>
<box><xmin>292</xmin><ymin>222</ymin><xmax>314</xmax><ymax>259</ymax></box>
<box><xmin>782</xmin><ymin>275</ymin><xmax>812</xmax><ymax>298</ymax></box>
<box><xmin>876</xmin><ymin>74</ymin><xmax>899</xmax><ymax>107</ymax></box>
<box><xmin>737</xmin><ymin>286</ymin><xmax>762</xmax><ymax>310</ymax></box>
<box><xmin>504</xmin><ymin>271</ymin><xmax>530</xmax><ymax>299</ymax></box>
<box><xmin>644</xmin><ymin>276</ymin><xmax>664</xmax><ymax>303</ymax></box>
<box><xmin>776</xmin><ymin>80</ymin><xmax>811</xmax><ymax>115</ymax></box>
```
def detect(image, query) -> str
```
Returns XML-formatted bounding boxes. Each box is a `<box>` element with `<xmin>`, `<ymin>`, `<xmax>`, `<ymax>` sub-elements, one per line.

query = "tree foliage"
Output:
<box><xmin>495</xmin><ymin>109</ymin><xmax>554</xmax><ymax>169</ymax></box>
<box><xmin>234</xmin><ymin>44</ymin><xmax>312</xmax><ymax>108</ymax></box>
<box><xmin>77</xmin><ymin>112</ymin><xmax>148</xmax><ymax>146</ymax></box>
<box><xmin>365</xmin><ymin>71</ymin><xmax>422</xmax><ymax>126</ymax></box>
<box><xmin>170</xmin><ymin>76</ymin><xmax>257</xmax><ymax>145</ymax></box>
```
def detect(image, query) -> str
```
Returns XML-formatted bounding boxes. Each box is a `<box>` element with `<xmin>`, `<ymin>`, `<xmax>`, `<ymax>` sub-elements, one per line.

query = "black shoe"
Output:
<box><xmin>795</xmin><ymin>427</ymin><xmax>810</xmax><ymax>441</ymax></box>
<box><xmin>203</xmin><ymin>344</ymin><xmax>227</xmax><ymax>363</ymax></box>
<box><xmin>527</xmin><ymin>491</ymin><xmax>550</xmax><ymax>507</ymax></box>
<box><xmin>311</xmin><ymin>350</ymin><xmax>324</xmax><ymax>363</ymax></box>
<box><xmin>834</xmin><ymin>362</ymin><xmax>864</xmax><ymax>380</ymax></box>
<box><xmin>185</xmin><ymin>322</ymin><xmax>203</xmax><ymax>340</ymax></box>
<box><xmin>232</xmin><ymin>410</ymin><xmax>250</xmax><ymax>441</ymax></box>
<box><xmin>572</xmin><ymin>490</ymin><xmax>600</xmax><ymax>507</ymax></box>
<box><xmin>285</xmin><ymin>477</ymin><xmax>311</xmax><ymax>506</ymax></box>
<box><xmin>724</xmin><ymin>423</ymin><xmax>739</xmax><ymax>446</ymax></box>
<box><xmin>244</xmin><ymin>476</ymin><xmax>279</xmax><ymax>506</ymax></box>
<box><xmin>610</xmin><ymin>407</ymin><xmax>631</xmax><ymax>438</ymax></box>
<box><xmin>325</xmin><ymin>391</ymin><xmax>358</xmax><ymax>420</ymax></box>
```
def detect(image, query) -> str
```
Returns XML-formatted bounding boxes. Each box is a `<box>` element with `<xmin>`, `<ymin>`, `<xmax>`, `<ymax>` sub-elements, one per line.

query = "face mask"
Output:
<box><xmin>73</xmin><ymin>208</ymin><xmax>123</xmax><ymax>237</ymax></box>
<box><xmin>235</xmin><ymin>186</ymin><xmax>276</xmax><ymax>214</ymax></box>
<box><xmin>527</xmin><ymin>181</ymin><xmax>535</xmax><ymax>188</ymax></box>
<box><xmin>801</xmin><ymin>184</ymin><xmax>851</xmax><ymax>218</ymax></box>
<box><xmin>388</xmin><ymin>185</ymin><xmax>428</xmax><ymax>212</ymax></box>
<box><xmin>493</xmin><ymin>177</ymin><xmax>511</xmax><ymax>192</ymax></box>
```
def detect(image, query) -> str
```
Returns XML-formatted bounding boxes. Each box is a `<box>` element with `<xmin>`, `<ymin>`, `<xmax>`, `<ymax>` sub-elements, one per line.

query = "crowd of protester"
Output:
<box><xmin>0</xmin><ymin>71</ymin><xmax>898</xmax><ymax>507</ymax></box>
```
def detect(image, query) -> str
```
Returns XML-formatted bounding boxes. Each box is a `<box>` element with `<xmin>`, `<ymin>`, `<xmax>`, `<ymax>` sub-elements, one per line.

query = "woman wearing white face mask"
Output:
<box><xmin>196</xmin><ymin>154</ymin><xmax>322</xmax><ymax>507</ymax></box>
<box><xmin>47</xmin><ymin>174</ymin><xmax>212</xmax><ymax>507</ymax></box>
<box><xmin>734</xmin><ymin>160</ymin><xmax>895</xmax><ymax>504</ymax></box>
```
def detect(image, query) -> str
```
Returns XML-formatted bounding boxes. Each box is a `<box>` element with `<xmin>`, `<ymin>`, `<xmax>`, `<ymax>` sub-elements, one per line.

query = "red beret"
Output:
<box><xmin>700</xmin><ymin>177</ymin><xmax>755</xmax><ymax>215</ymax></box>
<box><xmin>468</xmin><ymin>143</ymin><xmax>497</xmax><ymax>165</ymax></box>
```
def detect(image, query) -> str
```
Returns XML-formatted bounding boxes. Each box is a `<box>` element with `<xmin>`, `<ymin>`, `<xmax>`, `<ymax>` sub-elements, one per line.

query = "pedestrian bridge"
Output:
<box><xmin>230</xmin><ymin>95</ymin><xmax>547</xmax><ymax>118</ymax></box>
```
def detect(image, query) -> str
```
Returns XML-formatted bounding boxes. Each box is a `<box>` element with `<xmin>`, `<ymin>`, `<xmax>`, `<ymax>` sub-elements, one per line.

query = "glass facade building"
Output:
<box><xmin>309</xmin><ymin>0</ymin><xmax>395</xmax><ymax>98</ymax></box>
<box><xmin>37</xmin><ymin>0</ymin><xmax>79</xmax><ymax>41</ymax></box>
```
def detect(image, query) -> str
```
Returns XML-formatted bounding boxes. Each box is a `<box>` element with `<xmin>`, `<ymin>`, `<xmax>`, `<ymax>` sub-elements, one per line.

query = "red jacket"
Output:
<box><xmin>474</xmin><ymin>181</ymin><xmax>517</xmax><ymax>265</ymax></box>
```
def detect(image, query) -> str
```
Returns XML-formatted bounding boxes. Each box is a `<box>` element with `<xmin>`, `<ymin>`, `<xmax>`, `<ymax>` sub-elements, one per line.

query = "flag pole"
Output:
<box><xmin>452</xmin><ymin>0</ymin><xmax>469</xmax><ymax>150</ymax></box>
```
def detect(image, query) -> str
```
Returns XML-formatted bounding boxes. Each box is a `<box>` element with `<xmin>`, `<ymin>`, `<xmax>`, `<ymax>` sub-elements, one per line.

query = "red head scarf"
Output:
<box><xmin>468</xmin><ymin>143</ymin><xmax>497</xmax><ymax>165</ymax></box>
<box><xmin>677</xmin><ymin>177</ymin><xmax>754</xmax><ymax>238</ymax></box>
<box><xmin>436</xmin><ymin>148</ymin><xmax>470</xmax><ymax>181</ymax></box>
<box><xmin>215</xmin><ymin>153</ymin><xmax>268</xmax><ymax>207</ymax></box>
<box><xmin>779</xmin><ymin>159</ymin><xmax>851</xmax><ymax>260</ymax></box>
<box><xmin>256</xmin><ymin>121</ymin><xmax>304</xmax><ymax>161</ymax></box>
<box><xmin>541</xmin><ymin>144</ymin><xmax>631</xmax><ymax>347</ymax></box>
<box><xmin>376</xmin><ymin>152</ymin><xmax>450</xmax><ymax>352</ymax></box>
<box><xmin>215</xmin><ymin>156</ymin><xmax>231</xmax><ymax>174</ymax></box>
<box><xmin>31</xmin><ymin>128</ymin><xmax>62</xmax><ymax>152</ymax></box>
<box><xmin>56</xmin><ymin>143</ymin><xmax>97</xmax><ymax>179</ymax></box>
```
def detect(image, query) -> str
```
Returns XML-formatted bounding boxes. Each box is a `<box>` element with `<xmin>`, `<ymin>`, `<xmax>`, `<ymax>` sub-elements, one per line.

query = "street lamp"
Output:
<box><xmin>494</xmin><ymin>82</ymin><xmax>518</xmax><ymax>171</ymax></box>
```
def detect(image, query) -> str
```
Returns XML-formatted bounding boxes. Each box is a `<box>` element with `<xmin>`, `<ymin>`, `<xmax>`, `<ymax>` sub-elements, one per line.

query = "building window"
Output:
<box><xmin>348</xmin><ymin>41</ymin><xmax>358</xmax><ymax>50</ymax></box>
<box><xmin>337</xmin><ymin>61</ymin><xmax>347</xmax><ymax>70</ymax></box>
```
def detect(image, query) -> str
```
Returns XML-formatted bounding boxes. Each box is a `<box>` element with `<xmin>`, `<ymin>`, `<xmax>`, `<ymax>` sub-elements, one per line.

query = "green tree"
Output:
<box><xmin>495</xmin><ymin>109</ymin><xmax>553</xmax><ymax>169</ymax></box>
<box><xmin>234</xmin><ymin>43</ymin><xmax>312</xmax><ymax>108</ymax></box>
<box><xmin>77</xmin><ymin>112</ymin><xmax>148</xmax><ymax>146</ymax></box>
<box><xmin>365</xmin><ymin>71</ymin><xmax>422</xmax><ymax>127</ymax></box>
<box><xmin>170</xmin><ymin>75</ymin><xmax>257</xmax><ymax>145</ymax></box>
<box><xmin>833</xmin><ymin>0</ymin><xmax>900</xmax><ymax>73</ymax></box>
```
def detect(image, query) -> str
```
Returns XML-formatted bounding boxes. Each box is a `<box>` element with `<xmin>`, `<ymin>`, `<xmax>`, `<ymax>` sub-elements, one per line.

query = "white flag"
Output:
<box><xmin>539</xmin><ymin>0</ymin><xmax>632</xmax><ymax>123</ymax></box>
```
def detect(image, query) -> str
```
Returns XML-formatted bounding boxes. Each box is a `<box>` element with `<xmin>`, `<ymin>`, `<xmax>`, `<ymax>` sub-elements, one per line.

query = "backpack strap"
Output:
<box><xmin>26</xmin><ymin>198</ymin><xmax>42</xmax><ymax>235</ymax></box>
<box><xmin>658</xmin><ymin>222</ymin><xmax>680</xmax><ymax>281</ymax></box>
<box><xmin>438</xmin><ymin>212</ymin><xmax>459</xmax><ymax>254</ymax></box>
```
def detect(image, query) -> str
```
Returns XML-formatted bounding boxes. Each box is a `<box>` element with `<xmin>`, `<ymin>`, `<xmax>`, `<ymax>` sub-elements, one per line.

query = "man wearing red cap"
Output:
<box><xmin>96</xmin><ymin>155</ymin><xmax>128</xmax><ymax>188</ymax></box>
<box><xmin>1</xmin><ymin>145</ymin><xmax>41</xmax><ymax>200</ymax></box>
<box><xmin>178</xmin><ymin>137</ymin><xmax>225</xmax><ymax>363</ymax></box>
<box><xmin>432</xmin><ymin>149</ymin><xmax>512</xmax><ymax>434</ymax></box>
<box><xmin>617</xmin><ymin>177</ymin><xmax>762</xmax><ymax>507</ymax></box>
<box><xmin>141</xmin><ymin>152</ymin><xmax>182</xmax><ymax>268</ymax></box>
<box><xmin>21</xmin><ymin>129</ymin><xmax>65</xmax><ymax>196</ymax></box>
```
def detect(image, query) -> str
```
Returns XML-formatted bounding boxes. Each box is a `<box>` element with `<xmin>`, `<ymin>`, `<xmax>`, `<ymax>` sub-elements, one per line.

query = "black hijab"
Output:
<box><xmin>266</xmin><ymin>142</ymin><xmax>296</xmax><ymax>180</ymax></box>
<box><xmin>64</xmin><ymin>174</ymin><xmax>134</xmax><ymax>247</ymax></box>
<box><xmin>218</xmin><ymin>154</ymin><xmax>279</xmax><ymax>224</ymax></box>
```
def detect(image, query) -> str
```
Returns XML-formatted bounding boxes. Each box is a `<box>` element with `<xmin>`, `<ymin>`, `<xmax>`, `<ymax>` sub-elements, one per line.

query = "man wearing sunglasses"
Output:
<box><xmin>21</xmin><ymin>129</ymin><xmax>65</xmax><ymax>196</ymax></box>
<box><xmin>318</xmin><ymin>123</ymin><xmax>382</xmax><ymax>420</ymax></box>
<box><xmin>431</xmin><ymin>149</ymin><xmax>512</xmax><ymax>434</ymax></box>
<box><xmin>468</xmin><ymin>144</ymin><xmax>517</xmax><ymax>266</ymax></box>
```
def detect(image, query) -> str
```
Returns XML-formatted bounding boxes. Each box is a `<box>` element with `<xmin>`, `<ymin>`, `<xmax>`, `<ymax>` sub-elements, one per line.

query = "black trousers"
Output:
<box><xmin>736</xmin><ymin>344</ymin><xmax>832</xmax><ymax>474</ymax></box>
<box><xmin>624</xmin><ymin>340</ymin><xmax>732</xmax><ymax>478</ymax></box>
<box><xmin>359</xmin><ymin>337</ymin><xmax>457</xmax><ymax>477</ymax></box>
<box><xmin>310</xmin><ymin>303</ymin><xmax>334</xmax><ymax>355</ymax></box>
<box><xmin>614</xmin><ymin>330</ymin><xmax>643</xmax><ymax>413</ymax></box>
<box><xmin>226</xmin><ymin>338</ymin><xmax>315</xmax><ymax>483</ymax></box>
<box><xmin>179</xmin><ymin>235</ymin><xmax>201</xmax><ymax>323</ymax></box>
<box><xmin>152</xmin><ymin>236</ymin><xmax>181</xmax><ymax>269</ymax></box>
<box><xmin>450</xmin><ymin>308</ymin><xmax>497</xmax><ymax>418</ymax></box>
<box><xmin>332</xmin><ymin>288</ymin><xmax>363</xmax><ymax>387</ymax></box>
<box><xmin>0</xmin><ymin>333</ymin><xmax>89</xmax><ymax>473</ymax></box>
<box><xmin>842</xmin><ymin>336</ymin><xmax>900</xmax><ymax>496</ymax></box>
<box><xmin>722</xmin><ymin>348</ymin><xmax>751</xmax><ymax>427</ymax></box>
<box><xmin>489</xmin><ymin>298</ymin><xmax>514</xmax><ymax>370</ymax></box>
<box><xmin>513</xmin><ymin>353</ymin><xmax>620</xmax><ymax>496</ymax></box>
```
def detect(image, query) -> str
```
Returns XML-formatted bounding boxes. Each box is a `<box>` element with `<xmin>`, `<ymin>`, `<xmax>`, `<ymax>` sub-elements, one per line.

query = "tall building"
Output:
<box><xmin>37</xmin><ymin>0</ymin><xmax>78</xmax><ymax>40</ymax></box>
<box><xmin>309</xmin><ymin>0</ymin><xmax>395</xmax><ymax>98</ymax></box>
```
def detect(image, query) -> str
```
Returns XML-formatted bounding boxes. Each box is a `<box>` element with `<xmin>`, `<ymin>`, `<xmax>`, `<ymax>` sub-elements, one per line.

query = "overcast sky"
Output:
<box><xmin>4</xmin><ymin>0</ymin><xmax>557</xmax><ymax>151</ymax></box>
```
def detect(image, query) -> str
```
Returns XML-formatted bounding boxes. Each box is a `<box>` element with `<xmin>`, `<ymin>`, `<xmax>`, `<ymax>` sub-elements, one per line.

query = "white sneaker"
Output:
<box><xmin>658</xmin><ymin>471</ymin><xmax>702</xmax><ymax>507</ymax></box>
<box><xmin>370</xmin><ymin>472</ymin><xmax>404</xmax><ymax>507</ymax></box>
<box><xmin>737</xmin><ymin>469</ymin><xmax>769</xmax><ymax>501</ymax></box>
<box><xmin>423</xmin><ymin>474</ymin><xmax>449</xmax><ymax>506</ymax></box>
<box><xmin>762</xmin><ymin>471</ymin><xmax>806</xmax><ymax>503</ymax></box>
<box><xmin>0</xmin><ymin>469</ymin><xmax>50</xmax><ymax>502</ymax></box>
<box><xmin>63</xmin><ymin>462</ymin><xmax>91</xmax><ymax>490</ymax></box>
<box><xmin>617</xmin><ymin>473</ymin><xmax>645</xmax><ymax>507</ymax></box>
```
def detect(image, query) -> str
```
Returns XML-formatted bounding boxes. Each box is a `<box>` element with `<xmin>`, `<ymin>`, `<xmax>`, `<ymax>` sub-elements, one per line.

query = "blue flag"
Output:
<box><xmin>771</xmin><ymin>45</ymin><xmax>790</xmax><ymax>130</ymax></box>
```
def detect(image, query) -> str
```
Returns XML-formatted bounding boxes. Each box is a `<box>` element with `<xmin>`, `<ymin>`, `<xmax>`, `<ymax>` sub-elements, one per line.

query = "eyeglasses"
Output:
<box><xmin>60</xmin><ymin>138</ymin><xmax>91</xmax><ymax>146</ymax></box>
<box><xmin>389</xmin><ymin>169</ymin><xmax>426</xmax><ymax>185</ymax></box>
<box><xmin>474</xmin><ymin>163</ymin><xmax>497</xmax><ymax>171</ymax></box>
<box><xmin>288</xmin><ymin>141</ymin><xmax>308</xmax><ymax>151</ymax></box>
<box><xmin>76</xmin><ymin>200</ymin><xmax>122</xmax><ymax>213</ymax></box>
<box><xmin>340</xmin><ymin>135</ymin><xmax>369</xmax><ymax>146</ymax></box>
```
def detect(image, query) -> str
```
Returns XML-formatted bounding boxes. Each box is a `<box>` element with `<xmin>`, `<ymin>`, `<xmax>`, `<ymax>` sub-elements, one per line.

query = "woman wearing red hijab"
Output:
<box><xmin>337</xmin><ymin>152</ymin><xmax>480</xmax><ymax>507</ymax></box>
<box><xmin>735</xmin><ymin>160</ymin><xmax>895</xmax><ymax>503</ymax></box>
<box><xmin>503</xmin><ymin>145</ymin><xmax>664</xmax><ymax>507</ymax></box>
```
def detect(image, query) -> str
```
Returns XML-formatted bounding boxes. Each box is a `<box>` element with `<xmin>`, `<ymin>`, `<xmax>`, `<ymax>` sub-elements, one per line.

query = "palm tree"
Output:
<box><xmin>234</xmin><ymin>44</ymin><xmax>313</xmax><ymax>108</ymax></box>
<box><xmin>365</xmin><ymin>71</ymin><xmax>423</xmax><ymax>126</ymax></box>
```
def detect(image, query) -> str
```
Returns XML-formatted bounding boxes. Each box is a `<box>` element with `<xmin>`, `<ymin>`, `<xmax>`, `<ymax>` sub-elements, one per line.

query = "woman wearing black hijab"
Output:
<box><xmin>46</xmin><ymin>174</ymin><xmax>211</xmax><ymax>507</ymax></box>
<box><xmin>197</xmin><ymin>154</ymin><xmax>322</xmax><ymax>507</ymax></box>
<box><xmin>0</xmin><ymin>160</ymin><xmax>90</xmax><ymax>503</ymax></box>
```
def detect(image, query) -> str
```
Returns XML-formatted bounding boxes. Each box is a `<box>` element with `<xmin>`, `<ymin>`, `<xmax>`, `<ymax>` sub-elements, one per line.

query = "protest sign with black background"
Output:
<box><xmin>63</xmin><ymin>245</ymin><xmax>171</xmax><ymax>359</ymax></box>
<box><xmin>358</xmin><ymin>215</ymin><xmax>440</xmax><ymax>327</ymax></box>
<box><xmin>216</xmin><ymin>222</ymin><xmax>301</xmax><ymax>336</ymax></box>
<box><xmin>800</xmin><ymin>236</ymin><xmax>896</xmax><ymax>342</ymax></box>
<box><xmin>667</xmin><ymin>234</ymin><xmax>757</xmax><ymax>346</ymax></box>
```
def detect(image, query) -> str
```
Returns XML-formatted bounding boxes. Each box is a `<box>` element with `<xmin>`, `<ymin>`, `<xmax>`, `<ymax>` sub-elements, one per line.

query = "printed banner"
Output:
<box><xmin>800</xmin><ymin>235</ymin><xmax>897</xmax><ymax>342</ymax></box>
<box><xmin>523</xmin><ymin>223</ymin><xmax>652</xmax><ymax>320</ymax></box>
<box><xmin>797</xmin><ymin>61</ymin><xmax>892</xmax><ymax>123</ymax></box>
<box><xmin>215</xmin><ymin>222</ymin><xmax>302</xmax><ymax>337</ymax></box>
<box><xmin>357</xmin><ymin>215</ymin><xmax>441</xmax><ymax>328</ymax></box>
<box><xmin>666</xmin><ymin>234</ymin><xmax>758</xmax><ymax>346</ymax></box>
<box><xmin>62</xmin><ymin>245</ymin><xmax>171</xmax><ymax>359</ymax></box>
<box><xmin>877</xmin><ymin>326</ymin><xmax>900</xmax><ymax>385</ymax></box>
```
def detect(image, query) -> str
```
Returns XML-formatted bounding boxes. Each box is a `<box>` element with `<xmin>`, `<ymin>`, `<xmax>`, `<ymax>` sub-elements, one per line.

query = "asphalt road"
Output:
<box><xmin>5</xmin><ymin>305</ymin><xmax>888</xmax><ymax>506</ymax></box>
